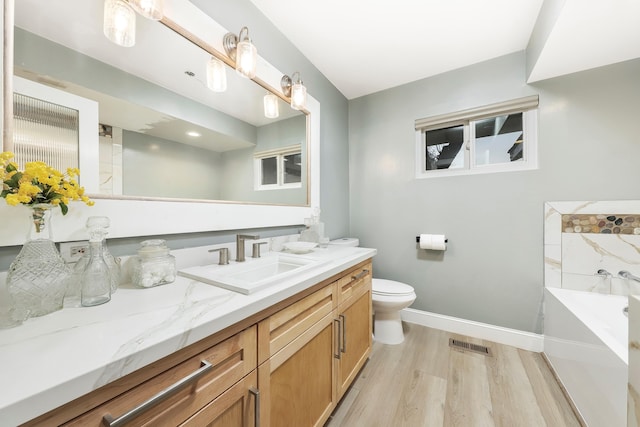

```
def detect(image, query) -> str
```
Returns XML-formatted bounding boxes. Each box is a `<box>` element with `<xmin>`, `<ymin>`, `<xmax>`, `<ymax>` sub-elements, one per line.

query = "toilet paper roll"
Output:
<box><xmin>419</xmin><ymin>234</ymin><xmax>447</xmax><ymax>251</ymax></box>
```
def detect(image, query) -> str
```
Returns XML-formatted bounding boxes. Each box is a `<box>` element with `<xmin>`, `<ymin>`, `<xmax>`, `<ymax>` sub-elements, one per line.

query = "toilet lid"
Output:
<box><xmin>372</xmin><ymin>279</ymin><xmax>415</xmax><ymax>296</ymax></box>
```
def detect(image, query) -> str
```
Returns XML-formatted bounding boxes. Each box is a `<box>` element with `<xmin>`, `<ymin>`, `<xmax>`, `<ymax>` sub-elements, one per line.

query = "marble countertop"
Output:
<box><xmin>0</xmin><ymin>245</ymin><xmax>376</xmax><ymax>426</ymax></box>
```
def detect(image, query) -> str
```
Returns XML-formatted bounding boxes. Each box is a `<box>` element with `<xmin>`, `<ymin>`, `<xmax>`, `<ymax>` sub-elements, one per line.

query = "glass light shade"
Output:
<box><xmin>290</xmin><ymin>82</ymin><xmax>307</xmax><ymax>110</ymax></box>
<box><xmin>235</xmin><ymin>39</ymin><xmax>257</xmax><ymax>78</ymax></box>
<box><xmin>103</xmin><ymin>0</ymin><xmax>136</xmax><ymax>47</ymax></box>
<box><xmin>129</xmin><ymin>0</ymin><xmax>163</xmax><ymax>20</ymax></box>
<box><xmin>263</xmin><ymin>93</ymin><xmax>279</xmax><ymax>119</ymax></box>
<box><xmin>206</xmin><ymin>57</ymin><xmax>227</xmax><ymax>92</ymax></box>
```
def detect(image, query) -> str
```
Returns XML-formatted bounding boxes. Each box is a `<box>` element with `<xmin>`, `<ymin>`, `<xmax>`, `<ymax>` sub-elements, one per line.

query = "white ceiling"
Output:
<box><xmin>249</xmin><ymin>0</ymin><xmax>640</xmax><ymax>100</ymax></box>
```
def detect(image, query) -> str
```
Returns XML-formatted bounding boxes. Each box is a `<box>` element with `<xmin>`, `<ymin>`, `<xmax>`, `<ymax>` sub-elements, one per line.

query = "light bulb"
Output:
<box><xmin>129</xmin><ymin>0</ymin><xmax>163</xmax><ymax>20</ymax></box>
<box><xmin>103</xmin><ymin>0</ymin><xmax>136</xmax><ymax>47</ymax></box>
<box><xmin>206</xmin><ymin>57</ymin><xmax>227</xmax><ymax>92</ymax></box>
<box><xmin>235</xmin><ymin>39</ymin><xmax>257</xmax><ymax>78</ymax></box>
<box><xmin>291</xmin><ymin>82</ymin><xmax>307</xmax><ymax>110</ymax></box>
<box><xmin>264</xmin><ymin>93</ymin><xmax>279</xmax><ymax>119</ymax></box>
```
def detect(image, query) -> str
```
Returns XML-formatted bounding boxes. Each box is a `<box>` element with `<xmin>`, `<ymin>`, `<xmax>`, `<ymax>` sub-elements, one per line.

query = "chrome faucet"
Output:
<box><xmin>596</xmin><ymin>269</ymin><xmax>612</xmax><ymax>277</ymax></box>
<box><xmin>236</xmin><ymin>234</ymin><xmax>260</xmax><ymax>262</ymax></box>
<box><xmin>618</xmin><ymin>270</ymin><xmax>640</xmax><ymax>283</ymax></box>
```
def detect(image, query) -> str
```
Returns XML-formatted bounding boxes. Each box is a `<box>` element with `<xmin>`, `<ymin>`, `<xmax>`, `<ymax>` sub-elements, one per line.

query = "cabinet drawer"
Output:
<box><xmin>66</xmin><ymin>326</ymin><xmax>257</xmax><ymax>427</ymax></box>
<box><xmin>337</xmin><ymin>262</ymin><xmax>372</xmax><ymax>307</ymax></box>
<box><xmin>181</xmin><ymin>371</ymin><xmax>258</xmax><ymax>427</ymax></box>
<box><xmin>258</xmin><ymin>284</ymin><xmax>336</xmax><ymax>363</ymax></box>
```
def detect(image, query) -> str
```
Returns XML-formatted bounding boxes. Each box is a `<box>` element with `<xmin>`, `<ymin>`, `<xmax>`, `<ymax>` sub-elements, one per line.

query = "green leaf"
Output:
<box><xmin>59</xmin><ymin>202</ymin><xmax>68</xmax><ymax>215</ymax></box>
<box><xmin>5</xmin><ymin>163</ymin><xmax>16</xmax><ymax>173</ymax></box>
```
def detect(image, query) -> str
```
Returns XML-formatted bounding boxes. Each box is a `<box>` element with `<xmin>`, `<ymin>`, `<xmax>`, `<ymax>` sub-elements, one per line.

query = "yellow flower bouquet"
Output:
<box><xmin>1</xmin><ymin>151</ymin><xmax>94</xmax><ymax>215</ymax></box>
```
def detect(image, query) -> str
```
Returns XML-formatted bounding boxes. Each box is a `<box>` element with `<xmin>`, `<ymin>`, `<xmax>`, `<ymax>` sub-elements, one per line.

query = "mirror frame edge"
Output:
<box><xmin>0</xmin><ymin>0</ymin><xmax>319</xmax><ymax>246</ymax></box>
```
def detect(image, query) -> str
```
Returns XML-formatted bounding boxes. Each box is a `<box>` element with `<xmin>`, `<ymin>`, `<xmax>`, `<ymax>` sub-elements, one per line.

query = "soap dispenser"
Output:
<box><xmin>299</xmin><ymin>207</ymin><xmax>325</xmax><ymax>243</ymax></box>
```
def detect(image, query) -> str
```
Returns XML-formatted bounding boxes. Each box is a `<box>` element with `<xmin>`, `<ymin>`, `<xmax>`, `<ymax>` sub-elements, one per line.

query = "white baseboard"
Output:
<box><xmin>401</xmin><ymin>308</ymin><xmax>544</xmax><ymax>352</ymax></box>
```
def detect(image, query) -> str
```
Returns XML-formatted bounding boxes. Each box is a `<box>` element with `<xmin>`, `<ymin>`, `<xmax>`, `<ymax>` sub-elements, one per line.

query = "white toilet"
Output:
<box><xmin>329</xmin><ymin>238</ymin><xmax>417</xmax><ymax>345</ymax></box>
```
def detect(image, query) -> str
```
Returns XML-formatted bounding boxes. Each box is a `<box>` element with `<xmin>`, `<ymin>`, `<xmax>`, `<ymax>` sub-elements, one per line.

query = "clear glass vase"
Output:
<box><xmin>6</xmin><ymin>204</ymin><xmax>70</xmax><ymax>317</ymax></box>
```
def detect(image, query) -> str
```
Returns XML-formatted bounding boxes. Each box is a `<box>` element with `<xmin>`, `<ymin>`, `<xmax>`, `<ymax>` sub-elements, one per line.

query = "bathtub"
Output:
<box><xmin>544</xmin><ymin>287</ymin><xmax>628</xmax><ymax>427</ymax></box>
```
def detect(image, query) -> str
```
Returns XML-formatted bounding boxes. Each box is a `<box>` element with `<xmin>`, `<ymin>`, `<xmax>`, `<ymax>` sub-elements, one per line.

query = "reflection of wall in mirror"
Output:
<box><xmin>123</xmin><ymin>130</ymin><xmax>223</xmax><ymax>200</ymax></box>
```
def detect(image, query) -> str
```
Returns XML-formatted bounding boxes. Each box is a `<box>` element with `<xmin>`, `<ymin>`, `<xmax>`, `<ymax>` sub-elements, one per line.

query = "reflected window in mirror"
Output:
<box><xmin>255</xmin><ymin>145</ymin><xmax>302</xmax><ymax>190</ymax></box>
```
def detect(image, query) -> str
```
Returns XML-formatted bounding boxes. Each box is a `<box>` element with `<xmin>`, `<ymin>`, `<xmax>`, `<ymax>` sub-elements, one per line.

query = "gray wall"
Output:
<box><xmin>123</xmin><ymin>130</ymin><xmax>222</xmax><ymax>199</ymax></box>
<box><xmin>349</xmin><ymin>52</ymin><xmax>640</xmax><ymax>333</ymax></box>
<box><xmin>191</xmin><ymin>0</ymin><xmax>351</xmax><ymax>238</ymax></box>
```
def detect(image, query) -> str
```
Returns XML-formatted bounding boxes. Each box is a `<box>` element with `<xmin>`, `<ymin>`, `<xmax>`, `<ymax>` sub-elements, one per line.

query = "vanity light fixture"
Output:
<box><xmin>223</xmin><ymin>27</ymin><xmax>257</xmax><ymax>79</ymax></box>
<box><xmin>281</xmin><ymin>72</ymin><xmax>307</xmax><ymax>110</ymax></box>
<box><xmin>128</xmin><ymin>0</ymin><xmax>163</xmax><ymax>20</ymax></box>
<box><xmin>206</xmin><ymin>56</ymin><xmax>227</xmax><ymax>92</ymax></box>
<box><xmin>186</xmin><ymin>131</ymin><xmax>201</xmax><ymax>137</ymax></box>
<box><xmin>103</xmin><ymin>0</ymin><xmax>136</xmax><ymax>47</ymax></box>
<box><xmin>263</xmin><ymin>93</ymin><xmax>279</xmax><ymax>119</ymax></box>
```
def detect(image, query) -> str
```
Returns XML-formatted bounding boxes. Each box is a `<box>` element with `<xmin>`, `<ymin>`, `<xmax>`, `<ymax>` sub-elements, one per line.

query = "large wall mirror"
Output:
<box><xmin>0</xmin><ymin>0</ymin><xmax>319</xmax><ymax>245</ymax></box>
<box><xmin>12</xmin><ymin>0</ymin><xmax>308</xmax><ymax>206</ymax></box>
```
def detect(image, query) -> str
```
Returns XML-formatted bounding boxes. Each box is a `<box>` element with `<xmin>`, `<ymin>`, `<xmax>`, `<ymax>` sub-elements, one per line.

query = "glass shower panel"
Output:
<box><xmin>13</xmin><ymin>93</ymin><xmax>79</xmax><ymax>171</ymax></box>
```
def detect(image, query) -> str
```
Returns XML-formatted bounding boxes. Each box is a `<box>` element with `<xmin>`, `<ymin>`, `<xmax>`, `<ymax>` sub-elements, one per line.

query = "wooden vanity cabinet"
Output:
<box><xmin>257</xmin><ymin>260</ymin><xmax>372</xmax><ymax>427</ymax></box>
<box><xmin>22</xmin><ymin>259</ymin><xmax>372</xmax><ymax>427</ymax></box>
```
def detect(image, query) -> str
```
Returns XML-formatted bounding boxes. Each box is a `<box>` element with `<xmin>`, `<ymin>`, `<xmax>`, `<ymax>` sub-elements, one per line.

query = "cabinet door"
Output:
<box><xmin>335</xmin><ymin>285</ymin><xmax>372</xmax><ymax>399</ymax></box>
<box><xmin>181</xmin><ymin>371</ymin><xmax>258</xmax><ymax>427</ymax></box>
<box><xmin>259</xmin><ymin>312</ymin><xmax>337</xmax><ymax>427</ymax></box>
<box><xmin>258</xmin><ymin>284</ymin><xmax>336</xmax><ymax>364</ymax></box>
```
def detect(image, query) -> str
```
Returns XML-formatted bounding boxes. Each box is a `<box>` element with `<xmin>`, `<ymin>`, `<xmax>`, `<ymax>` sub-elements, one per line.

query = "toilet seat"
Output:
<box><xmin>372</xmin><ymin>279</ymin><xmax>415</xmax><ymax>297</ymax></box>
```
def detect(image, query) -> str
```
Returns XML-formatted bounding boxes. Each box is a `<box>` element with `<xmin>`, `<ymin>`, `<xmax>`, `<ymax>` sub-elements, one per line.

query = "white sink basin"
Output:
<box><xmin>178</xmin><ymin>253</ymin><xmax>325</xmax><ymax>294</ymax></box>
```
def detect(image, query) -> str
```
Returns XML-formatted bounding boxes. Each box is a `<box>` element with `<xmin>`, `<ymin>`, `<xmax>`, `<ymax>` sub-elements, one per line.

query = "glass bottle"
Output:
<box><xmin>65</xmin><ymin>217</ymin><xmax>120</xmax><ymax>307</ymax></box>
<box><xmin>7</xmin><ymin>204</ymin><xmax>69</xmax><ymax>317</ymax></box>
<box><xmin>87</xmin><ymin>216</ymin><xmax>121</xmax><ymax>294</ymax></box>
<box><xmin>80</xmin><ymin>226</ymin><xmax>111</xmax><ymax>307</ymax></box>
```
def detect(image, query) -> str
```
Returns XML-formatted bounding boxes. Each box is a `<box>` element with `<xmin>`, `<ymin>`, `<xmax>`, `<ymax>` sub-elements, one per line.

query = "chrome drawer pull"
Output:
<box><xmin>102</xmin><ymin>360</ymin><xmax>214</xmax><ymax>427</ymax></box>
<box><xmin>334</xmin><ymin>318</ymin><xmax>342</xmax><ymax>359</ymax></box>
<box><xmin>339</xmin><ymin>314</ymin><xmax>347</xmax><ymax>353</ymax></box>
<box><xmin>351</xmin><ymin>269</ymin><xmax>369</xmax><ymax>281</ymax></box>
<box><xmin>249</xmin><ymin>387</ymin><xmax>260</xmax><ymax>427</ymax></box>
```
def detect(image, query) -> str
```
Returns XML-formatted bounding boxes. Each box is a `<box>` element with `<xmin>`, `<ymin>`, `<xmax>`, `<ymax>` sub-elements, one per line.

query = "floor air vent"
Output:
<box><xmin>449</xmin><ymin>338</ymin><xmax>492</xmax><ymax>356</ymax></box>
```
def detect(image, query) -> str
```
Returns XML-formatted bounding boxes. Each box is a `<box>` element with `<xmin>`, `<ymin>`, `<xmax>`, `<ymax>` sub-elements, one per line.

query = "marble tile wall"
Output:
<box><xmin>545</xmin><ymin>201</ymin><xmax>640</xmax><ymax>296</ymax></box>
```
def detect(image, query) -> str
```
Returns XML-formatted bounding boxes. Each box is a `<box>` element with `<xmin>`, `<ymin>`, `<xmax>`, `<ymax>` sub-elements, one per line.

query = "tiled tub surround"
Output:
<box><xmin>0</xmin><ymin>243</ymin><xmax>376</xmax><ymax>426</ymax></box>
<box><xmin>544</xmin><ymin>201</ymin><xmax>640</xmax><ymax>426</ymax></box>
<box><xmin>545</xmin><ymin>201</ymin><xmax>640</xmax><ymax>295</ymax></box>
<box><xmin>563</xmin><ymin>214</ymin><xmax>640</xmax><ymax>235</ymax></box>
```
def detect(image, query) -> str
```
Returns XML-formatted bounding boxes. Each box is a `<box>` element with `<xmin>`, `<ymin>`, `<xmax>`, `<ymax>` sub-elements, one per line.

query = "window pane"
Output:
<box><xmin>474</xmin><ymin>113</ymin><xmax>523</xmax><ymax>166</ymax></box>
<box><xmin>283</xmin><ymin>153</ymin><xmax>302</xmax><ymax>184</ymax></box>
<box><xmin>261</xmin><ymin>157</ymin><xmax>278</xmax><ymax>185</ymax></box>
<box><xmin>425</xmin><ymin>125</ymin><xmax>464</xmax><ymax>170</ymax></box>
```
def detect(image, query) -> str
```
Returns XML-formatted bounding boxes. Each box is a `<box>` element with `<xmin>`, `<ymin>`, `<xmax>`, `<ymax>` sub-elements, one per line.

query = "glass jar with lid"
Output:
<box><xmin>131</xmin><ymin>239</ymin><xmax>176</xmax><ymax>288</ymax></box>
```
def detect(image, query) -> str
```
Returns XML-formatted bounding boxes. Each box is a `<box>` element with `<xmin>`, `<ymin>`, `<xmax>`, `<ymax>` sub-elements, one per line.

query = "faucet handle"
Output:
<box><xmin>596</xmin><ymin>269</ymin><xmax>612</xmax><ymax>277</ymax></box>
<box><xmin>252</xmin><ymin>242</ymin><xmax>268</xmax><ymax>258</ymax></box>
<box><xmin>209</xmin><ymin>247</ymin><xmax>229</xmax><ymax>265</ymax></box>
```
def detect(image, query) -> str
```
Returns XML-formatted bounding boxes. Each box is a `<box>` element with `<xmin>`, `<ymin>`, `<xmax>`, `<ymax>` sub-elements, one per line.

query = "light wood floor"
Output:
<box><xmin>326</xmin><ymin>323</ymin><xmax>582</xmax><ymax>427</ymax></box>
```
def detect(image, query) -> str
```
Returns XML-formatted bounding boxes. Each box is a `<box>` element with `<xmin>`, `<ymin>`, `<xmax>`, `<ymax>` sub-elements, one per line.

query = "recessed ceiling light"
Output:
<box><xmin>186</xmin><ymin>131</ymin><xmax>201</xmax><ymax>137</ymax></box>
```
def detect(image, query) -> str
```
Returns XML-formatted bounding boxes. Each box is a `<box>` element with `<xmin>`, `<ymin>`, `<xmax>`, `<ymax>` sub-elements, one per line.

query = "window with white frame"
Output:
<box><xmin>254</xmin><ymin>144</ymin><xmax>302</xmax><ymax>190</ymax></box>
<box><xmin>415</xmin><ymin>95</ymin><xmax>538</xmax><ymax>178</ymax></box>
